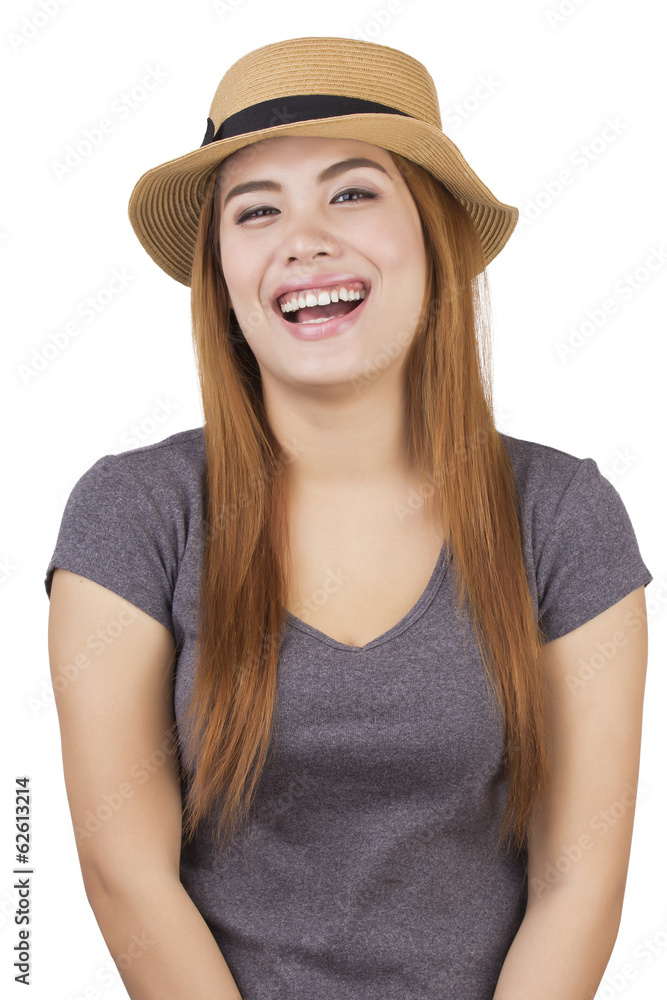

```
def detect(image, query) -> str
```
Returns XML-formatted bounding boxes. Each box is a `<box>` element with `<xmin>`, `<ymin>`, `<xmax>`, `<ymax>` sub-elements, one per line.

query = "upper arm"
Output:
<box><xmin>527</xmin><ymin>586</ymin><xmax>649</xmax><ymax>912</ymax></box>
<box><xmin>48</xmin><ymin>567</ymin><xmax>182</xmax><ymax>901</ymax></box>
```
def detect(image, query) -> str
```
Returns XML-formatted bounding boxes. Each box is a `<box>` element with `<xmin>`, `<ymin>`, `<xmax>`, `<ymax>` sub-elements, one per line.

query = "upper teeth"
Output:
<box><xmin>279</xmin><ymin>285</ymin><xmax>367</xmax><ymax>313</ymax></box>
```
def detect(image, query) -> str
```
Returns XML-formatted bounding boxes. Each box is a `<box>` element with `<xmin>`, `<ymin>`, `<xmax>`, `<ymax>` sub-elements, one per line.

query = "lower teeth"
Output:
<box><xmin>295</xmin><ymin>307</ymin><xmax>357</xmax><ymax>325</ymax></box>
<box><xmin>299</xmin><ymin>314</ymin><xmax>343</xmax><ymax>325</ymax></box>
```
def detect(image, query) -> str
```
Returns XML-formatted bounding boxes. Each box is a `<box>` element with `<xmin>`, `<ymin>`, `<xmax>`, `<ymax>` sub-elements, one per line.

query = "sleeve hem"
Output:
<box><xmin>45</xmin><ymin>562</ymin><xmax>175</xmax><ymax>639</ymax></box>
<box><xmin>540</xmin><ymin>570</ymin><xmax>652</xmax><ymax>643</ymax></box>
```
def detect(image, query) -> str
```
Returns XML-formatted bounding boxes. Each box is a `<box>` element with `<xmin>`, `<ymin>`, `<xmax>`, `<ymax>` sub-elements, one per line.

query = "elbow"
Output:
<box><xmin>79</xmin><ymin>854</ymin><xmax>182</xmax><ymax>914</ymax></box>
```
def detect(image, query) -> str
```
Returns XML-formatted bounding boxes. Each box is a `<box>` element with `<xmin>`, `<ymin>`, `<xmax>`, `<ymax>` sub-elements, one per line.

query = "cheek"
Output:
<box><xmin>219</xmin><ymin>243</ymin><xmax>252</xmax><ymax>306</ymax></box>
<box><xmin>367</xmin><ymin>222</ymin><xmax>408</xmax><ymax>272</ymax></box>
<box><xmin>368</xmin><ymin>214</ymin><xmax>426</xmax><ymax>278</ymax></box>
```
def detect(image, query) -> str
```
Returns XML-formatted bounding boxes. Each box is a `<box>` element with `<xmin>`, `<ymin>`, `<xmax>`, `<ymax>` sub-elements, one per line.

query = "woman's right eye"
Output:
<box><xmin>236</xmin><ymin>206</ymin><xmax>278</xmax><ymax>224</ymax></box>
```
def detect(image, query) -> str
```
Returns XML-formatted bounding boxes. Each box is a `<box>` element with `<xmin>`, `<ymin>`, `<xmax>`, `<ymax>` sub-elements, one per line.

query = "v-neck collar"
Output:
<box><xmin>284</xmin><ymin>542</ymin><xmax>452</xmax><ymax>653</ymax></box>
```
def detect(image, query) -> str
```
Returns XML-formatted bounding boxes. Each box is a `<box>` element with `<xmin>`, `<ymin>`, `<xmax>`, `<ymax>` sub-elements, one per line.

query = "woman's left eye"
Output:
<box><xmin>333</xmin><ymin>188</ymin><xmax>377</xmax><ymax>204</ymax></box>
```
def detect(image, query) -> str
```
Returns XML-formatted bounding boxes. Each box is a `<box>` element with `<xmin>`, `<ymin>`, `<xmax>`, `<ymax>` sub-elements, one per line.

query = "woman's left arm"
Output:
<box><xmin>493</xmin><ymin>585</ymin><xmax>650</xmax><ymax>1000</ymax></box>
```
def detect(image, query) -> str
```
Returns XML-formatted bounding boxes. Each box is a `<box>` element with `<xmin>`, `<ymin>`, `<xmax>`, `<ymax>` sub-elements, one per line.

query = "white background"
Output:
<box><xmin>2</xmin><ymin>0</ymin><xmax>665</xmax><ymax>997</ymax></box>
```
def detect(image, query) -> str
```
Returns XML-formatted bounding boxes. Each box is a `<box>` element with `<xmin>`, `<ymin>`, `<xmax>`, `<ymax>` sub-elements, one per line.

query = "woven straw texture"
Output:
<box><xmin>128</xmin><ymin>37</ymin><xmax>519</xmax><ymax>286</ymax></box>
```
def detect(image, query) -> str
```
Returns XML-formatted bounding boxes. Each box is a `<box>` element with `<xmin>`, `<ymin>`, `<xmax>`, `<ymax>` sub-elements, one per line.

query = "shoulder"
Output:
<box><xmin>59</xmin><ymin>425</ymin><xmax>207</xmax><ymax>550</ymax></box>
<box><xmin>77</xmin><ymin>426</ymin><xmax>206</xmax><ymax>508</ymax></box>
<box><xmin>499</xmin><ymin>431</ymin><xmax>590</xmax><ymax>544</ymax></box>
<box><xmin>497</xmin><ymin>431</ymin><xmax>638</xmax><ymax>572</ymax></box>
<box><xmin>45</xmin><ymin>428</ymin><xmax>207</xmax><ymax>617</ymax></box>
<box><xmin>499</xmin><ymin>431</ymin><xmax>587</xmax><ymax>497</ymax></box>
<box><xmin>99</xmin><ymin>425</ymin><xmax>206</xmax><ymax>483</ymax></box>
<box><xmin>499</xmin><ymin>432</ymin><xmax>652</xmax><ymax>641</ymax></box>
<box><xmin>499</xmin><ymin>430</ymin><xmax>634</xmax><ymax>533</ymax></box>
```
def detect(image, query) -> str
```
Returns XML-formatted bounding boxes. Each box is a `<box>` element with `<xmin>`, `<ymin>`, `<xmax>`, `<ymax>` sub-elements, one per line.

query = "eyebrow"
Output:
<box><xmin>221</xmin><ymin>157</ymin><xmax>392</xmax><ymax>209</ymax></box>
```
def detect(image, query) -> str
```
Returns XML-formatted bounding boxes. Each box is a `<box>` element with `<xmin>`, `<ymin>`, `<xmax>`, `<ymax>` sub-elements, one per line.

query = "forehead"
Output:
<box><xmin>216</xmin><ymin>135</ymin><xmax>395</xmax><ymax>187</ymax></box>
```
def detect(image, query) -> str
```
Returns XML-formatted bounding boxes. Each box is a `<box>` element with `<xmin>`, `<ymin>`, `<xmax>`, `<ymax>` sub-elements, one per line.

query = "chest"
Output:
<box><xmin>284</xmin><ymin>487</ymin><xmax>447</xmax><ymax>649</ymax></box>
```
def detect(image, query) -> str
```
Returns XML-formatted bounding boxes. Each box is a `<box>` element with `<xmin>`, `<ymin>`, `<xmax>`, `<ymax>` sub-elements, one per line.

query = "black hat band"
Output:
<box><xmin>200</xmin><ymin>93</ymin><xmax>413</xmax><ymax>147</ymax></box>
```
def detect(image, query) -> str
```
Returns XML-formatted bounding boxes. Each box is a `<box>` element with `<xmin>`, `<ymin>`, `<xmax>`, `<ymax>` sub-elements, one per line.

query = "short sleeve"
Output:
<box><xmin>44</xmin><ymin>455</ymin><xmax>176</xmax><ymax>636</ymax></box>
<box><xmin>536</xmin><ymin>457</ymin><xmax>653</xmax><ymax>642</ymax></box>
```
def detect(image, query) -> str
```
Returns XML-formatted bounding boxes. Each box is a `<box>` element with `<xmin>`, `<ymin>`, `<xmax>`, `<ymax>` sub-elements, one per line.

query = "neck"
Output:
<box><xmin>262</xmin><ymin>370</ymin><xmax>418</xmax><ymax>494</ymax></box>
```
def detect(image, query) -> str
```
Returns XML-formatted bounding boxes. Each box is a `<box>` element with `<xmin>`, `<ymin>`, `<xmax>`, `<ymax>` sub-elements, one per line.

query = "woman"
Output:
<box><xmin>45</xmin><ymin>36</ymin><xmax>652</xmax><ymax>1000</ymax></box>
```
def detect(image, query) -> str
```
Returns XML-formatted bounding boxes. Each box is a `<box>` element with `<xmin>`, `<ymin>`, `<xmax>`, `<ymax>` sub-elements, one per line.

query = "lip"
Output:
<box><xmin>271</xmin><ymin>272</ymin><xmax>371</xmax><ymax>309</ymax></box>
<box><xmin>274</xmin><ymin>285</ymin><xmax>370</xmax><ymax>341</ymax></box>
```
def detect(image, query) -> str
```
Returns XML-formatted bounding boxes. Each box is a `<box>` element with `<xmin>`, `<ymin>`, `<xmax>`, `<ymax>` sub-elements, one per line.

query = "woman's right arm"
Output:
<box><xmin>48</xmin><ymin>568</ymin><xmax>243</xmax><ymax>1000</ymax></box>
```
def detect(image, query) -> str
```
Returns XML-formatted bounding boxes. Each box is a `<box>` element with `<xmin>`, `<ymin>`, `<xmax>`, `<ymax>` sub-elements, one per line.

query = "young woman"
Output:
<box><xmin>45</xmin><ymin>36</ymin><xmax>652</xmax><ymax>1000</ymax></box>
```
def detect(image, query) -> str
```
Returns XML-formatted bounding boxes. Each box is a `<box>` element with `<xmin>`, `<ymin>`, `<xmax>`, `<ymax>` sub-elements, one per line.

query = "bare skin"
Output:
<box><xmin>283</xmin><ymin>470</ymin><xmax>446</xmax><ymax>647</ymax></box>
<box><xmin>217</xmin><ymin>134</ymin><xmax>438</xmax><ymax>646</ymax></box>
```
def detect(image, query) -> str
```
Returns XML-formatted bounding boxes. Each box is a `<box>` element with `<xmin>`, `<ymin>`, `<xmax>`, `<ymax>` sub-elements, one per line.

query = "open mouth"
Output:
<box><xmin>276</xmin><ymin>281</ymin><xmax>368</xmax><ymax>325</ymax></box>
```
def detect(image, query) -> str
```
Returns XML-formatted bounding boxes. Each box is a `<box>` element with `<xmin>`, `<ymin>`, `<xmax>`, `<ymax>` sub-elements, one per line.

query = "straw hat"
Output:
<box><xmin>128</xmin><ymin>36</ymin><xmax>519</xmax><ymax>286</ymax></box>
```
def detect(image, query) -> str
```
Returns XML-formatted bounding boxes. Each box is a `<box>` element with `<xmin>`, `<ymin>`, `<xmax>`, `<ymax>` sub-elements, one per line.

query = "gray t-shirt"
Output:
<box><xmin>44</xmin><ymin>427</ymin><xmax>653</xmax><ymax>1000</ymax></box>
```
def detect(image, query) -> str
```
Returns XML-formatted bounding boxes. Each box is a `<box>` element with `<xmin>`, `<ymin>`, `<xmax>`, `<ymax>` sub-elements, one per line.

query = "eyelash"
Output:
<box><xmin>235</xmin><ymin>188</ymin><xmax>377</xmax><ymax>224</ymax></box>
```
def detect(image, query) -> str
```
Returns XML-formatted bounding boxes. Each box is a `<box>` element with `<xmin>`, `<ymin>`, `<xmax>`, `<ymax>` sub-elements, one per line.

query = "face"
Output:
<box><xmin>216</xmin><ymin>135</ymin><xmax>428</xmax><ymax>394</ymax></box>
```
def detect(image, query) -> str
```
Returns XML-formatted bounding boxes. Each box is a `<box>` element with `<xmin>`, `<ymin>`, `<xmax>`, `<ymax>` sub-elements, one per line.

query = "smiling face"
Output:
<box><xmin>216</xmin><ymin>135</ymin><xmax>428</xmax><ymax>394</ymax></box>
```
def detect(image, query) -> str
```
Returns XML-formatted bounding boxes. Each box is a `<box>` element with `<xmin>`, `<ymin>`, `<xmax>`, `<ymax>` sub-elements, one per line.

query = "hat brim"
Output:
<box><xmin>128</xmin><ymin>113</ymin><xmax>519</xmax><ymax>286</ymax></box>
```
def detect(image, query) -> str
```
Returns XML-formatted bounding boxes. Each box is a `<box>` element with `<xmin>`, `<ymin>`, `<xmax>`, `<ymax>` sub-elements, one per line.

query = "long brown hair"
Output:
<box><xmin>180</xmin><ymin>147</ymin><xmax>551</xmax><ymax>860</ymax></box>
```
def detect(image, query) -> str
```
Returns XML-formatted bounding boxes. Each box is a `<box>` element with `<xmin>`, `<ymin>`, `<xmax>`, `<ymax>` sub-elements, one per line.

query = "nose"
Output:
<box><xmin>277</xmin><ymin>202</ymin><xmax>343</xmax><ymax>265</ymax></box>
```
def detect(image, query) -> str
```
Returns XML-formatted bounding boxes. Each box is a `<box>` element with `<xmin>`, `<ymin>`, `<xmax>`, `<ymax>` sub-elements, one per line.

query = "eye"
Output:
<box><xmin>235</xmin><ymin>188</ymin><xmax>377</xmax><ymax>225</ymax></box>
<box><xmin>332</xmin><ymin>187</ymin><xmax>377</xmax><ymax>204</ymax></box>
<box><xmin>235</xmin><ymin>205</ymin><xmax>278</xmax><ymax>224</ymax></box>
